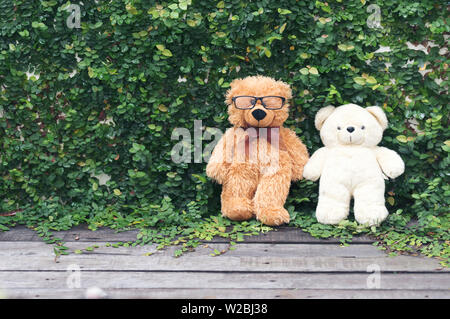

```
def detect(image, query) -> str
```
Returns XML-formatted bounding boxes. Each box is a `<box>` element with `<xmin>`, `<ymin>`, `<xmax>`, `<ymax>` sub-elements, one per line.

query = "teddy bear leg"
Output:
<box><xmin>221</xmin><ymin>164</ymin><xmax>258</xmax><ymax>221</ymax></box>
<box><xmin>353</xmin><ymin>181</ymin><xmax>388</xmax><ymax>226</ymax></box>
<box><xmin>315</xmin><ymin>182</ymin><xmax>350</xmax><ymax>224</ymax></box>
<box><xmin>253</xmin><ymin>166</ymin><xmax>291</xmax><ymax>226</ymax></box>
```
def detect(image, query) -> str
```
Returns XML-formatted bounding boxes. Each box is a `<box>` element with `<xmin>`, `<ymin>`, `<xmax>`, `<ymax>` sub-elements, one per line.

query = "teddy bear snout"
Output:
<box><xmin>346</xmin><ymin>126</ymin><xmax>355</xmax><ymax>133</ymax></box>
<box><xmin>252</xmin><ymin>109</ymin><xmax>267</xmax><ymax>121</ymax></box>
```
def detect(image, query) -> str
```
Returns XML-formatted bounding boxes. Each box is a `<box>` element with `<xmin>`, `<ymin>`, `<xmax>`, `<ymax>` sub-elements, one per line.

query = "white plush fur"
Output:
<box><xmin>303</xmin><ymin>104</ymin><xmax>405</xmax><ymax>226</ymax></box>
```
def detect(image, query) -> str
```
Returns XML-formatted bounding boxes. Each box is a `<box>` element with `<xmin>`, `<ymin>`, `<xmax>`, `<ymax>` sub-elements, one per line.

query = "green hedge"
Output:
<box><xmin>0</xmin><ymin>0</ymin><xmax>448</xmax><ymax>262</ymax></box>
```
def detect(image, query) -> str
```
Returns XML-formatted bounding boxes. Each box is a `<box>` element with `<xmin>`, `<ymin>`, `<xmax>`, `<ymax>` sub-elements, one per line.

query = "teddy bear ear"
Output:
<box><xmin>315</xmin><ymin>106</ymin><xmax>335</xmax><ymax>130</ymax></box>
<box><xmin>225</xmin><ymin>78</ymin><xmax>243</xmax><ymax>105</ymax></box>
<box><xmin>229</xmin><ymin>77</ymin><xmax>243</xmax><ymax>89</ymax></box>
<box><xmin>366</xmin><ymin>106</ymin><xmax>388</xmax><ymax>130</ymax></box>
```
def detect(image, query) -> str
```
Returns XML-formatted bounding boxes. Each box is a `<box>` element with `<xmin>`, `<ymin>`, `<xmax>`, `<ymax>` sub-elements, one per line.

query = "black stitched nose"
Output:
<box><xmin>347</xmin><ymin>126</ymin><xmax>355</xmax><ymax>133</ymax></box>
<box><xmin>252</xmin><ymin>109</ymin><xmax>267</xmax><ymax>121</ymax></box>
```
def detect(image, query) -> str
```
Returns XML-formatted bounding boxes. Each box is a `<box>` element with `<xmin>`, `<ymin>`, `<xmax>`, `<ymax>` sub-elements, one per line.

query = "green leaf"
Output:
<box><xmin>278</xmin><ymin>8</ymin><xmax>292</xmax><ymax>15</ymax></box>
<box><xmin>192</xmin><ymin>174</ymin><xmax>207</xmax><ymax>183</ymax></box>
<box><xmin>125</xmin><ymin>4</ymin><xmax>138</xmax><ymax>15</ymax></box>
<box><xmin>186</xmin><ymin>19</ymin><xmax>197</xmax><ymax>27</ymax></box>
<box><xmin>353</xmin><ymin>77</ymin><xmax>366</xmax><ymax>85</ymax></box>
<box><xmin>88</xmin><ymin>67</ymin><xmax>95</xmax><ymax>78</ymax></box>
<box><xmin>309</xmin><ymin>67</ymin><xmax>319</xmax><ymax>75</ymax></box>
<box><xmin>158</xmin><ymin>104</ymin><xmax>168</xmax><ymax>112</ymax></box>
<box><xmin>299</xmin><ymin>68</ymin><xmax>309</xmax><ymax>75</ymax></box>
<box><xmin>179</xmin><ymin>2</ymin><xmax>188</xmax><ymax>10</ymax></box>
<box><xmin>300</xmin><ymin>52</ymin><xmax>310</xmax><ymax>59</ymax></box>
<box><xmin>365</xmin><ymin>76</ymin><xmax>377</xmax><ymax>84</ymax></box>
<box><xmin>338</xmin><ymin>44</ymin><xmax>355</xmax><ymax>51</ymax></box>
<box><xmin>387</xmin><ymin>197</ymin><xmax>395</xmax><ymax>206</ymax></box>
<box><xmin>396</xmin><ymin>135</ymin><xmax>408</xmax><ymax>143</ymax></box>
<box><xmin>162</xmin><ymin>49</ymin><xmax>173</xmax><ymax>57</ymax></box>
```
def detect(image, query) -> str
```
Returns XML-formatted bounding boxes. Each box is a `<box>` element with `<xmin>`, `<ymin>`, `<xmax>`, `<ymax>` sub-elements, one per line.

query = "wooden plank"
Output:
<box><xmin>0</xmin><ymin>224</ymin><xmax>374</xmax><ymax>244</ymax></box>
<box><xmin>3</xmin><ymin>288</ymin><xmax>449</xmax><ymax>299</ymax></box>
<box><xmin>1</xmin><ymin>272</ymin><xmax>449</xmax><ymax>290</ymax></box>
<box><xmin>0</xmin><ymin>225</ymin><xmax>139</xmax><ymax>243</ymax></box>
<box><xmin>0</xmin><ymin>242</ymin><xmax>387</xmax><ymax>258</ymax></box>
<box><xmin>214</xmin><ymin>226</ymin><xmax>374</xmax><ymax>244</ymax></box>
<box><xmin>0</xmin><ymin>226</ymin><xmax>42</xmax><ymax>241</ymax></box>
<box><xmin>0</xmin><ymin>241</ymin><xmax>445</xmax><ymax>272</ymax></box>
<box><xmin>1</xmin><ymin>253</ymin><xmax>446</xmax><ymax>273</ymax></box>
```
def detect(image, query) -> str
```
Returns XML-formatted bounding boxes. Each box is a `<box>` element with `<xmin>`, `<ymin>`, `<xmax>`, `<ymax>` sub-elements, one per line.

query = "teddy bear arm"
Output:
<box><xmin>206</xmin><ymin>132</ymin><xmax>231</xmax><ymax>184</ymax></box>
<box><xmin>280</xmin><ymin>128</ymin><xmax>309</xmax><ymax>181</ymax></box>
<box><xmin>302</xmin><ymin>147</ymin><xmax>328</xmax><ymax>182</ymax></box>
<box><xmin>374</xmin><ymin>147</ymin><xmax>405</xmax><ymax>179</ymax></box>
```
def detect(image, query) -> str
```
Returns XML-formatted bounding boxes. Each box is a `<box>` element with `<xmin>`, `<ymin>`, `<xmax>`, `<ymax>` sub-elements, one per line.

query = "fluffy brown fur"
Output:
<box><xmin>206</xmin><ymin>75</ymin><xmax>309</xmax><ymax>226</ymax></box>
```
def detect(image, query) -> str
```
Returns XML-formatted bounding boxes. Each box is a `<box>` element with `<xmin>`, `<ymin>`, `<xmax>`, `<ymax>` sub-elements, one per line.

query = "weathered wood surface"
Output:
<box><xmin>0</xmin><ymin>224</ymin><xmax>374</xmax><ymax>243</ymax></box>
<box><xmin>1</xmin><ymin>271</ymin><xmax>448</xmax><ymax>290</ymax></box>
<box><xmin>0</xmin><ymin>241</ymin><xmax>447</xmax><ymax>273</ymax></box>
<box><xmin>0</xmin><ymin>226</ymin><xmax>448</xmax><ymax>299</ymax></box>
<box><xmin>3</xmin><ymin>288</ymin><xmax>449</xmax><ymax>299</ymax></box>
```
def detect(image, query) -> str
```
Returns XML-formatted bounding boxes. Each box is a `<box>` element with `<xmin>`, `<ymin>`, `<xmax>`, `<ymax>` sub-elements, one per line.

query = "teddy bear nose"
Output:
<box><xmin>252</xmin><ymin>109</ymin><xmax>267</xmax><ymax>121</ymax></box>
<box><xmin>347</xmin><ymin>126</ymin><xmax>355</xmax><ymax>133</ymax></box>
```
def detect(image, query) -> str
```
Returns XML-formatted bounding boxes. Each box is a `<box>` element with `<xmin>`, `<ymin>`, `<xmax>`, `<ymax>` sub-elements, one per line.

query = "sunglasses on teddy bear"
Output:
<box><xmin>232</xmin><ymin>96</ymin><xmax>286</xmax><ymax>110</ymax></box>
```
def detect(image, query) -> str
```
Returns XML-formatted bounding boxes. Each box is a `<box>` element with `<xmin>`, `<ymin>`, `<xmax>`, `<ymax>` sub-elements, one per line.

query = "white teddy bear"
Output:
<box><xmin>303</xmin><ymin>104</ymin><xmax>405</xmax><ymax>226</ymax></box>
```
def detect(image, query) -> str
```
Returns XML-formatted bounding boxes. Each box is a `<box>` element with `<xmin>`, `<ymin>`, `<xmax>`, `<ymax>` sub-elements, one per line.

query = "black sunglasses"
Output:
<box><xmin>232</xmin><ymin>95</ymin><xmax>286</xmax><ymax>110</ymax></box>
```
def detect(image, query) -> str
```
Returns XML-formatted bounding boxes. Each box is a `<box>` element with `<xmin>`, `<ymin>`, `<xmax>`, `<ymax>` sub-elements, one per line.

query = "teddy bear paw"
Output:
<box><xmin>302</xmin><ymin>165</ymin><xmax>320</xmax><ymax>182</ymax></box>
<box><xmin>222</xmin><ymin>197</ymin><xmax>254</xmax><ymax>221</ymax></box>
<box><xmin>256</xmin><ymin>207</ymin><xmax>290</xmax><ymax>226</ymax></box>
<box><xmin>384</xmin><ymin>166</ymin><xmax>404</xmax><ymax>179</ymax></box>
<box><xmin>355</xmin><ymin>206</ymin><xmax>389</xmax><ymax>226</ymax></box>
<box><xmin>315</xmin><ymin>204</ymin><xmax>349</xmax><ymax>225</ymax></box>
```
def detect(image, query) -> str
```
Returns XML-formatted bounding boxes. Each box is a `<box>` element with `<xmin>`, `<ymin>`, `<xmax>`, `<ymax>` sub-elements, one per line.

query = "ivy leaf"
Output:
<box><xmin>365</xmin><ymin>76</ymin><xmax>377</xmax><ymax>84</ymax></box>
<box><xmin>162</xmin><ymin>49</ymin><xmax>173</xmax><ymax>57</ymax></box>
<box><xmin>158</xmin><ymin>104</ymin><xmax>168</xmax><ymax>112</ymax></box>
<box><xmin>338</xmin><ymin>43</ymin><xmax>355</xmax><ymax>51</ymax></box>
<box><xmin>387</xmin><ymin>197</ymin><xmax>395</xmax><ymax>206</ymax></box>
<box><xmin>125</xmin><ymin>4</ymin><xmax>138</xmax><ymax>15</ymax></box>
<box><xmin>309</xmin><ymin>67</ymin><xmax>319</xmax><ymax>75</ymax></box>
<box><xmin>396</xmin><ymin>135</ymin><xmax>408</xmax><ymax>143</ymax></box>
<box><xmin>299</xmin><ymin>68</ymin><xmax>309</xmax><ymax>75</ymax></box>
<box><xmin>278</xmin><ymin>8</ymin><xmax>292</xmax><ymax>15</ymax></box>
<box><xmin>353</xmin><ymin>77</ymin><xmax>366</xmax><ymax>85</ymax></box>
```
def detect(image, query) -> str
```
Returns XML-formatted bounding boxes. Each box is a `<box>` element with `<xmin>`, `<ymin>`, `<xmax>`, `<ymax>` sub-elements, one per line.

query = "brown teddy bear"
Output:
<box><xmin>206</xmin><ymin>75</ymin><xmax>309</xmax><ymax>226</ymax></box>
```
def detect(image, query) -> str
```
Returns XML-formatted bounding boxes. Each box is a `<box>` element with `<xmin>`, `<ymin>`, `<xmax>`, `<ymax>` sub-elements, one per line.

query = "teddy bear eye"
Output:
<box><xmin>337</xmin><ymin>126</ymin><xmax>341</xmax><ymax>130</ymax></box>
<box><xmin>361</xmin><ymin>126</ymin><xmax>365</xmax><ymax>130</ymax></box>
